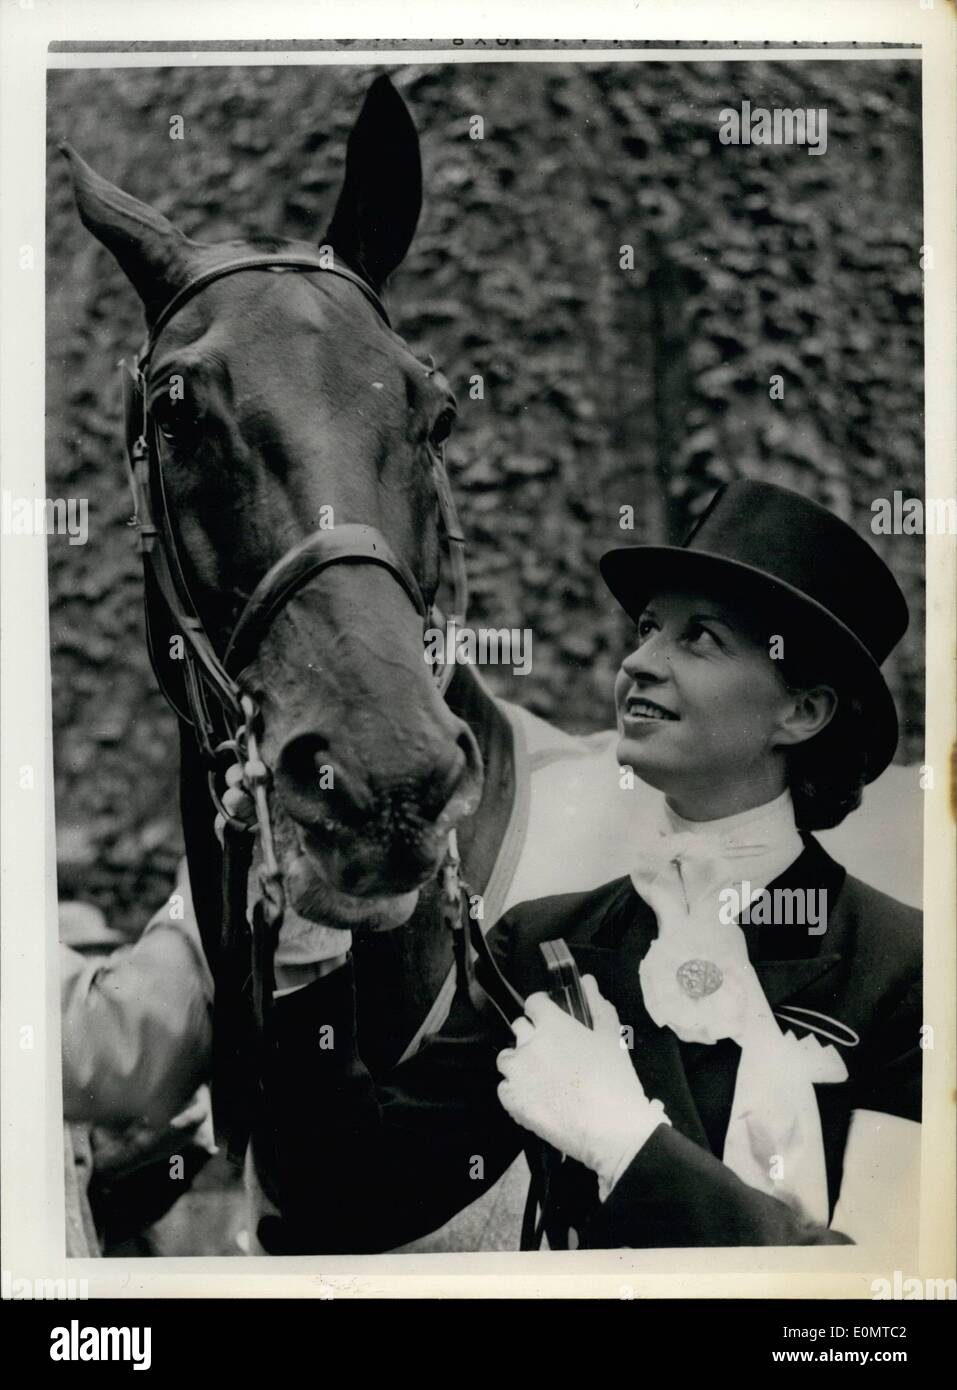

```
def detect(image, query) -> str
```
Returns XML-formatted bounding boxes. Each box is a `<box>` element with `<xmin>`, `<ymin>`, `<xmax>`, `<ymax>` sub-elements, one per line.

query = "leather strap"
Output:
<box><xmin>540</xmin><ymin>940</ymin><xmax>594</xmax><ymax>1029</ymax></box>
<box><xmin>224</xmin><ymin>523</ymin><xmax>427</xmax><ymax>677</ymax></box>
<box><xmin>140</xmin><ymin>254</ymin><xmax>390</xmax><ymax>366</ymax></box>
<box><xmin>127</xmin><ymin>254</ymin><xmax>459</xmax><ymax>738</ymax></box>
<box><xmin>430</xmin><ymin>453</ymin><xmax>467</xmax><ymax>631</ymax></box>
<box><xmin>518</xmin><ymin>942</ymin><xmax>593</xmax><ymax>1250</ymax></box>
<box><xmin>122</xmin><ymin>251</ymin><xmax>467</xmax><ymax>1164</ymax></box>
<box><xmin>470</xmin><ymin>915</ymin><xmax>526</xmax><ymax>1024</ymax></box>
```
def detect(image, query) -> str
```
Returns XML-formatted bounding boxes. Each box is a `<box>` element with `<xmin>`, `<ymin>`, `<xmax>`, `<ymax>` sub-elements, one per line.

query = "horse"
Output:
<box><xmin>63</xmin><ymin>74</ymin><xmax>922</xmax><ymax>1251</ymax></box>
<box><xmin>60</xmin><ymin>77</ymin><xmax>498</xmax><ymax>1077</ymax></box>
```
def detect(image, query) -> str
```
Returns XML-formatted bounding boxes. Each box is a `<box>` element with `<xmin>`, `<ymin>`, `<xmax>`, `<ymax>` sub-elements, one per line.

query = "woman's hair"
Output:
<box><xmin>717</xmin><ymin>579</ymin><xmax>872</xmax><ymax>831</ymax></box>
<box><xmin>775</xmin><ymin>642</ymin><xmax>870</xmax><ymax>832</ymax></box>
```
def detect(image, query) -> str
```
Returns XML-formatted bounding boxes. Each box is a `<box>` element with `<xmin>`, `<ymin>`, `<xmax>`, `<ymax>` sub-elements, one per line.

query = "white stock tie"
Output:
<box><xmin>631</xmin><ymin>791</ymin><xmax>845</xmax><ymax>1227</ymax></box>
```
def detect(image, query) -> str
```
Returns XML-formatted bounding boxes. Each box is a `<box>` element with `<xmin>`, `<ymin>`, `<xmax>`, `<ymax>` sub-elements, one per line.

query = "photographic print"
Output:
<box><xmin>2</xmin><ymin>1</ymin><xmax>954</xmax><ymax>1332</ymax></box>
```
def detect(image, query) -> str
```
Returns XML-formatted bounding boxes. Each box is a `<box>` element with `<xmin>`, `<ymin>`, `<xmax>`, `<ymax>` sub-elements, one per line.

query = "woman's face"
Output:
<box><xmin>614</xmin><ymin>587</ymin><xmax>820</xmax><ymax>818</ymax></box>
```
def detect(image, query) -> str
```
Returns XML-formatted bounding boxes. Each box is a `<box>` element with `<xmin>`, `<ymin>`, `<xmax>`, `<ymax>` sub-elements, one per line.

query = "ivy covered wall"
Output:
<box><xmin>46</xmin><ymin>59</ymin><xmax>924</xmax><ymax>929</ymax></box>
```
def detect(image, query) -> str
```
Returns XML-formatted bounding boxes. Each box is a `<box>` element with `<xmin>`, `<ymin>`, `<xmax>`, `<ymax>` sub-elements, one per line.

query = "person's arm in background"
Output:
<box><xmin>60</xmin><ymin>860</ymin><xmax>213</xmax><ymax>1130</ymax></box>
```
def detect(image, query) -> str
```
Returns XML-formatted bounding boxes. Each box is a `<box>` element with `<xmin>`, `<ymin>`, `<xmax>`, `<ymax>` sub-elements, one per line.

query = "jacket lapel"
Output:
<box><xmin>745</xmin><ymin>836</ymin><xmax>847</xmax><ymax>1010</ymax></box>
<box><xmin>570</xmin><ymin>892</ymin><xmax>712</xmax><ymax>1150</ymax></box>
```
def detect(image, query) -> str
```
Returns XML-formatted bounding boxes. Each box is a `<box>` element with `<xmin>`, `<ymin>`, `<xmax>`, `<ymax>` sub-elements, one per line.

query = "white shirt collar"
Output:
<box><xmin>659</xmin><ymin>788</ymin><xmax>803</xmax><ymax>892</ymax></box>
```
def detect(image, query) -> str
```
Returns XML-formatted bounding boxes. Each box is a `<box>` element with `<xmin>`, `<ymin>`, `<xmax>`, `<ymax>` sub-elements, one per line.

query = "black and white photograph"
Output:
<box><xmin>2</xmin><ymin>0</ymin><xmax>955</xmax><ymax>1335</ymax></box>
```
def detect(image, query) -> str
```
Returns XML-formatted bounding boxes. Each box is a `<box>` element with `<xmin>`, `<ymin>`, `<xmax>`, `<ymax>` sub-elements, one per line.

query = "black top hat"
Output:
<box><xmin>600</xmin><ymin>480</ymin><xmax>909</xmax><ymax>781</ymax></box>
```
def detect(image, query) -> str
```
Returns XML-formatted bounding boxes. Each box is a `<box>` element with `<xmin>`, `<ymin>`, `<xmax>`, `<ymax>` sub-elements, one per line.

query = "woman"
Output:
<box><xmin>252</xmin><ymin>480</ymin><xmax>921</xmax><ymax>1253</ymax></box>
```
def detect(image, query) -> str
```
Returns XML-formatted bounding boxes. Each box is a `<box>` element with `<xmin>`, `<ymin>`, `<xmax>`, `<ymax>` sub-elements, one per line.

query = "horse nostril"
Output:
<box><xmin>458</xmin><ymin>723</ymin><xmax>480</xmax><ymax>766</ymax></box>
<box><xmin>419</xmin><ymin>742</ymin><xmax>468</xmax><ymax>821</ymax></box>
<box><xmin>277</xmin><ymin>731</ymin><xmax>382</xmax><ymax>830</ymax></box>
<box><xmin>426</xmin><ymin>723</ymin><xmax>482</xmax><ymax>820</ymax></box>
<box><xmin>276</xmin><ymin>733</ymin><xmax>337</xmax><ymax>817</ymax></box>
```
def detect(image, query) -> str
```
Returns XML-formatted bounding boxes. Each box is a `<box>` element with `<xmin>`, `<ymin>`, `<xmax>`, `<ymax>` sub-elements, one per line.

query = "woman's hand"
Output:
<box><xmin>213</xmin><ymin>762</ymin><xmax>258</xmax><ymax>843</ymax></box>
<box><xmin>496</xmin><ymin>974</ymin><xmax>668</xmax><ymax>1194</ymax></box>
<box><xmin>215</xmin><ymin>762</ymin><xmax>352</xmax><ymax>983</ymax></box>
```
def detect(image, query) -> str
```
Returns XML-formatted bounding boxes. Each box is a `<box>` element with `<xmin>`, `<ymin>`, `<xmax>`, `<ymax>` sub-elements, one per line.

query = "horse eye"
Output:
<box><xmin>152</xmin><ymin>396</ymin><xmax>201</xmax><ymax>443</ymax></box>
<box><xmin>429</xmin><ymin>407</ymin><xmax>456</xmax><ymax>448</ymax></box>
<box><xmin>152</xmin><ymin>407</ymin><xmax>177</xmax><ymax>442</ymax></box>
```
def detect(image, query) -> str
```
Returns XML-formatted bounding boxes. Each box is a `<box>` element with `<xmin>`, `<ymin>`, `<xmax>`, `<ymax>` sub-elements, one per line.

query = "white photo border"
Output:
<box><xmin>1</xmin><ymin>0</ymin><xmax>954</xmax><ymax>1300</ymax></box>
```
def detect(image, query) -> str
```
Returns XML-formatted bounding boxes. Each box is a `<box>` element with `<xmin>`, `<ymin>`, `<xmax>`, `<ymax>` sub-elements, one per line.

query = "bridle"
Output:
<box><xmin>123</xmin><ymin>253</ymin><xmax>466</xmax><ymax>745</ymax></box>
<box><xmin>120</xmin><ymin>253</ymin><xmax>470</xmax><ymax>1150</ymax></box>
<box><xmin>120</xmin><ymin>252</ymin><xmax>587</xmax><ymax>1240</ymax></box>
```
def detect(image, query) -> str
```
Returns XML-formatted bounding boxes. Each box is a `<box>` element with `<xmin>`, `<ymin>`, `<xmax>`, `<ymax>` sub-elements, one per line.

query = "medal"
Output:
<box><xmin>675</xmin><ymin>958</ymin><xmax>724</xmax><ymax>998</ymax></box>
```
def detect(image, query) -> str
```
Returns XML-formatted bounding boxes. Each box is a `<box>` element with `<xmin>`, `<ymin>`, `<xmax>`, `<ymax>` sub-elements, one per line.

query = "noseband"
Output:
<box><xmin>120</xmin><ymin>254</ymin><xmax>469</xmax><ymax>1154</ymax></box>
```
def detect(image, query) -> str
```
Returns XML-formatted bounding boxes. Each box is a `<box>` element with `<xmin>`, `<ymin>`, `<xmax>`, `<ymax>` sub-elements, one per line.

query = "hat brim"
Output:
<box><xmin>599</xmin><ymin>544</ymin><xmax>899</xmax><ymax>782</ymax></box>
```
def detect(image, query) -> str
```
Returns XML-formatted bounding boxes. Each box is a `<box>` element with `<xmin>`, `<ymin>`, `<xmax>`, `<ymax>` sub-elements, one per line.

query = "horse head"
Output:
<box><xmin>61</xmin><ymin>76</ymin><xmax>483</xmax><ymax>933</ymax></box>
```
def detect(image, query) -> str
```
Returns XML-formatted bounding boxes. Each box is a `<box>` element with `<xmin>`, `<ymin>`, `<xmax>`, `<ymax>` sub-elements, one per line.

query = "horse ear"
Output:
<box><xmin>59</xmin><ymin>142</ymin><xmax>197</xmax><ymax>322</ymax></box>
<box><xmin>323</xmin><ymin>75</ymin><xmax>422</xmax><ymax>292</ymax></box>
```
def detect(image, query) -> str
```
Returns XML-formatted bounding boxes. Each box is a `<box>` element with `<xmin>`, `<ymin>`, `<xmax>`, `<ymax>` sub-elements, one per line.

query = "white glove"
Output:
<box><xmin>496</xmin><ymin>975</ymin><xmax>669</xmax><ymax>1197</ymax></box>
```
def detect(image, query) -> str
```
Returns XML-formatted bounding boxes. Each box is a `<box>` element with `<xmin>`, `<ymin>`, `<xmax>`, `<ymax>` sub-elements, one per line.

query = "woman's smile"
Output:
<box><xmin>621</xmin><ymin>693</ymin><xmax>680</xmax><ymax>728</ymax></box>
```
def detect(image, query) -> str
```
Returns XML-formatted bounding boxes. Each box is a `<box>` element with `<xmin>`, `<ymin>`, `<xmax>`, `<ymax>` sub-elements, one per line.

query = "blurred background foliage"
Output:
<box><xmin>46</xmin><ymin>60</ymin><xmax>924</xmax><ymax>931</ymax></box>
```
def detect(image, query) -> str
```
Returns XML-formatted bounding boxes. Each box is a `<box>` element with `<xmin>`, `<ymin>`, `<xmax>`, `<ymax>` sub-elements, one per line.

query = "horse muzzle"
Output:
<box><xmin>270</xmin><ymin>713</ymin><xmax>483</xmax><ymax>923</ymax></box>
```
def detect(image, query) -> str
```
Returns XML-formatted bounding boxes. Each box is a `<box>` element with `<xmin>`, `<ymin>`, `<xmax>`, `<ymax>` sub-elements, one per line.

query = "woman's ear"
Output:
<box><xmin>773</xmin><ymin>684</ymin><xmax>838</xmax><ymax>749</ymax></box>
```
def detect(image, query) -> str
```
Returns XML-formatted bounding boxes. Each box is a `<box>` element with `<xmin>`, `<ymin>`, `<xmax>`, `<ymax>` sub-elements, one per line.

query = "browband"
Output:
<box><xmin>140</xmin><ymin>254</ymin><xmax>391</xmax><ymax>367</ymax></box>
